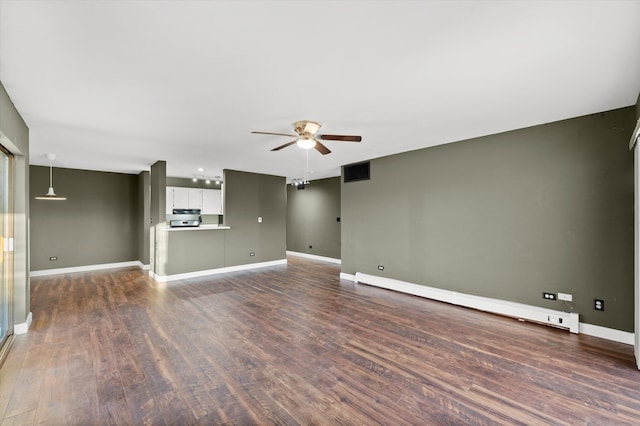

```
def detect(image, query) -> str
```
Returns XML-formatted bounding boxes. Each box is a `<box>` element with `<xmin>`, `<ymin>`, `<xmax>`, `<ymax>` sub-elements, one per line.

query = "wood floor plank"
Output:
<box><xmin>33</xmin><ymin>344</ymin><xmax>71</xmax><ymax>425</ymax></box>
<box><xmin>2</xmin><ymin>257</ymin><xmax>640</xmax><ymax>425</ymax></box>
<box><xmin>2</xmin><ymin>344</ymin><xmax>48</xmax><ymax>419</ymax></box>
<box><xmin>0</xmin><ymin>338</ymin><xmax>26</xmax><ymax>420</ymax></box>
<box><xmin>0</xmin><ymin>408</ymin><xmax>36</xmax><ymax>426</ymax></box>
<box><xmin>64</xmin><ymin>349</ymin><xmax>99</xmax><ymax>426</ymax></box>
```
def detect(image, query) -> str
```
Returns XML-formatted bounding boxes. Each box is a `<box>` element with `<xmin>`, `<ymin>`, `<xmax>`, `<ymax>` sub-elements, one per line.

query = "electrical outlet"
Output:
<box><xmin>547</xmin><ymin>315</ymin><xmax>564</xmax><ymax>325</ymax></box>
<box><xmin>309</xmin><ymin>245</ymin><xmax>312</xmax><ymax>249</ymax></box>
<box><xmin>543</xmin><ymin>292</ymin><xmax>557</xmax><ymax>300</ymax></box>
<box><xmin>594</xmin><ymin>299</ymin><xmax>604</xmax><ymax>311</ymax></box>
<box><xmin>49</xmin><ymin>256</ymin><xmax>57</xmax><ymax>261</ymax></box>
<box><xmin>378</xmin><ymin>265</ymin><xmax>384</xmax><ymax>271</ymax></box>
<box><xmin>558</xmin><ymin>292</ymin><xmax>573</xmax><ymax>302</ymax></box>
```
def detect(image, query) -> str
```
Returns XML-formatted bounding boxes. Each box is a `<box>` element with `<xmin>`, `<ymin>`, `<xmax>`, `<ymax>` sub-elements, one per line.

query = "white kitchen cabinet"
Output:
<box><xmin>166</xmin><ymin>187</ymin><xmax>174</xmax><ymax>214</ymax></box>
<box><xmin>172</xmin><ymin>187</ymin><xmax>189</xmax><ymax>210</ymax></box>
<box><xmin>166</xmin><ymin>186</ymin><xmax>204</xmax><ymax>213</ymax></box>
<box><xmin>188</xmin><ymin>188</ymin><xmax>203</xmax><ymax>210</ymax></box>
<box><xmin>202</xmin><ymin>189</ymin><xmax>222</xmax><ymax>214</ymax></box>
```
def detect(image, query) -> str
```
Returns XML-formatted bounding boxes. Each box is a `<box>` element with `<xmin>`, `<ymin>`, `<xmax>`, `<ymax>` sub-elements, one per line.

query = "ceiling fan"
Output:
<box><xmin>251</xmin><ymin>120</ymin><xmax>361</xmax><ymax>155</ymax></box>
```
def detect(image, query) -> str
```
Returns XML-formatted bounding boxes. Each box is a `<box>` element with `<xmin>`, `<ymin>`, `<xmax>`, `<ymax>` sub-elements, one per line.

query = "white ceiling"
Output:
<box><xmin>1</xmin><ymin>0</ymin><xmax>639</xmax><ymax>182</ymax></box>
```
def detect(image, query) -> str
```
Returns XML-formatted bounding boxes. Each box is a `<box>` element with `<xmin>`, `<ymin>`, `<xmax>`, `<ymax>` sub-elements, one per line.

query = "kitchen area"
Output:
<box><xmin>166</xmin><ymin>182</ymin><xmax>225</xmax><ymax>227</ymax></box>
<box><xmin>29</xmin><ymin>163</ymin><xmax>287</xmax><ymax>280</ymax></box>
<box><xmin>161</xmin><ymin>180</ymin><xmax>230</xmax><ymax>279</ymax></box>
<box><xmin>150</xmin><ymin>165</ymin><xmax>287</xmax><ymax>282</ymax></box>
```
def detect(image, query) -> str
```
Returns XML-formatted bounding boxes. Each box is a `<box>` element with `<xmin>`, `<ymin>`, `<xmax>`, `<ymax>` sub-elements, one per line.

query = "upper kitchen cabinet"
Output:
<box><xmin>166</xmin><ymin>187</ymin><xmax>174</xmax><ymax>214</ymax></box>
<box><xmin>166</xmin><ymin>186</ymin><xmax>222</xmax><ymax>214</ymax></box>
<box><xmin>187</xmin><ymin>188</ymin><xmax>203</xmax><ymax>210</ymax></box>
<box><xmin>167</xmin><ymin>187</ymin><xmax>201</xmax><ymax>213</ymax></box>
<box><xmin>203</xmin><ymin>189</ymin><xmax>222</xmax><ymax>214</ymax></box>
<box><xmin>172</xmin><ymin>187</ymin><xmax>188</xmax><ymax>209</ymax></box>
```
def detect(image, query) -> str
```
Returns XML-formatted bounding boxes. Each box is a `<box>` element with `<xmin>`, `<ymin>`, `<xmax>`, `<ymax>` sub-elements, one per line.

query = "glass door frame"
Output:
<box><xmin>0</xmin><ymin>144</ymin><xmax>14</xmax><ymax>365</ymax></box>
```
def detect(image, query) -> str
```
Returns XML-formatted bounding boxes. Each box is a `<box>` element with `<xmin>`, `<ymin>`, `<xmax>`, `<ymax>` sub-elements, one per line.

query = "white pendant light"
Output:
<box><xmin>35</xmin><ymin>153</ymin><xmax>66</xmax><ymax>200</ymax></box>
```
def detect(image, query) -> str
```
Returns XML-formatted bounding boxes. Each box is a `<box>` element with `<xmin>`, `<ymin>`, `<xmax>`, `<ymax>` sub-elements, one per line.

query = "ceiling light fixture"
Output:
<box><xmin>290</xmin><ymin>151</ymin><xmax>312</xmax><ymax>188</ymax></box>
<box><xmin>192</xmin><ymin>174</ymin><xmax>222</xmax><ymax>185</ymax></box>
<box><xmin>296</xmin><ymin>136</ymin><xmax>316</xmax><ymax>150</ymax></box>
<box><xmin>291</xmin><ymin>178</ymin><xmax>308</xmax><ymax>188</ymax></box>
<box><xmin>35</xmin><ymin>153</ymin><xmax>66</xmax><ymax>200</ymax></box>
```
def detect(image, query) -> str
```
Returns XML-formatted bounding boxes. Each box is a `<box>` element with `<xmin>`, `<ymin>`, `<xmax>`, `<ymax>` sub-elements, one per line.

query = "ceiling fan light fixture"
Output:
<box><xmin>296</xmin><ymin>136</ymin><xmax>316</xmax><ymax>150</ymax></box>
<box><xmin>35</xmin><ymin>153</ymin><xmax>66</xmax><ymax>201</ymax></box>
<box><xmin>252</xmin><ymin>120</ymin><xmax>361</xmax><ymax>155</ymax></box>
<box><xmin>293</xmin><ymin>120</ymin><xmax>321</xmax><ymax>136</ymax></box>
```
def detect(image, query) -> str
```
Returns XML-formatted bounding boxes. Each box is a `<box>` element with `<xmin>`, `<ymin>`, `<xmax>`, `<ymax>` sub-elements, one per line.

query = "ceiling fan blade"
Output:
<box><xmin>252</xmin><ymin>131</ymin><xmax>297</xmax><ymax>138</ymax></box>
<box><xmin>319</xmin><ymin>134</ymin><xmax>362</xmax><ymax>142</ymax></box>
<box><xmin>314</xmin><ymin>140</ymin><xmax>331</xmax><ymax>155</ymax></box>
<box><xmin>271</xmin><ymin>140</ymin><xmax>298</xmax><ymax>151</ymax></box>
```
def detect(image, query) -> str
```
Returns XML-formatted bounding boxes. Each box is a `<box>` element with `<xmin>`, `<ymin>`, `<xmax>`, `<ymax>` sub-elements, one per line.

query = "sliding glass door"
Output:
<box><xmin>0</xmin><ymin>147</ymin><xmax>11</xmax><ymax>354</ymax></box>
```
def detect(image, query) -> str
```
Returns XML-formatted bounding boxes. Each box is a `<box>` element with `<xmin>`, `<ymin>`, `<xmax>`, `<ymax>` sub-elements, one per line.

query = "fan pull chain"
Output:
<box><xmin>305</xmin><ymin>150</ymin><xmax>310</xmax><ymax>184</ymax></box>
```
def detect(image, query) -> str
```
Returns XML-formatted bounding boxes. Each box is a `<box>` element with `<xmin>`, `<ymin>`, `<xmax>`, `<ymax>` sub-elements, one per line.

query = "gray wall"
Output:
<box><xmin>342</xmin><ymin>106</ymin><xmax>635</xmax><ymax>332</ymax></box>
<box><xmin>223</xmin><ymin>169</ymin><xmax>286</xmax><ymax>266</ymax></box>
<box><xmin>138</xmin><ymin>171</ymin><xmax>150</xmax><ymax>266</ymax></box>
<box><xmin>30</xmin><ymin>166</ymin><xmax>139</xmax><ymax>271</ymax></box>
<box><xmin>0</xmin><ymin>81</ymin><xmax>30</xmax><ymax>326</ymax></box>
<box><xmin>166</xmin><ymin>229</ymin><xmax>226</xmax><ymax>275</ymax></box>
<box><xmin>150</xmin><ymin>161</ymin><xmax>166</xmax><ymax>275</ymax></box>
<box><xmin>287</xmin><ymin>177</ymin><xmax>341</xmax><ymax>259</ymax></box>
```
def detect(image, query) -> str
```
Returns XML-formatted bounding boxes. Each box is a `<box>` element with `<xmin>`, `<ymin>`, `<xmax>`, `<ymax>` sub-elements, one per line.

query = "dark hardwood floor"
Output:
<box><xmin>1</xmin><ymin>255</ymin><xmax>639</xmax><ymax>425</ymax></box>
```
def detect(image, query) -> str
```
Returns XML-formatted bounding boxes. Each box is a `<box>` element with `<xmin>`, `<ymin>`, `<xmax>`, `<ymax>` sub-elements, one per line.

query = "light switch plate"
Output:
<box><xmin>558</xmin><ymin>293</ymin><xmax>572</xmax><ymax>302</ymax></box>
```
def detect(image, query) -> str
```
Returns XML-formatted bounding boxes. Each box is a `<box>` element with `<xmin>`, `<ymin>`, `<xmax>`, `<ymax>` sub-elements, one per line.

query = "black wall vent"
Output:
<box><xmin>344</xmin><ymin>161</ymin><xmax>370</xmax><ymax>183</ymax></box>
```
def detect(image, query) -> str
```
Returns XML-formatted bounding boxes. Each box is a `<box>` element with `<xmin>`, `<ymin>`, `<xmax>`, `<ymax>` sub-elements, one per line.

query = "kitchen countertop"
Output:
<box><xmin>166</xmin><ymin>224</ymin><xmax>230</xmax><ymax>232</ymax></box>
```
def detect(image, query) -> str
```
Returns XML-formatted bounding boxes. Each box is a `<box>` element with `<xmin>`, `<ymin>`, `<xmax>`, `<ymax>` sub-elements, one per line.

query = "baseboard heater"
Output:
<box><xmin>354</xmin><ymin>273</ymin><xmax>579</xmax><ymax>334</ymax></box>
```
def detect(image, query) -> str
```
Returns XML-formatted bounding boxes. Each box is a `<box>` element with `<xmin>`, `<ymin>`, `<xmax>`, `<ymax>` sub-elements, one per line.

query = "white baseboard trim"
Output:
<box><xmin>287</xmin><ymin>251</ymin><xmax>341</xmax><ymax>264</ymax></box>
<box><xmin>352</xmin><ymin>272</ymin><xmax>580</xmax><ymax>333</ymax></box>
<box><xmin>346</xmin><ymin>272</ymin><xmax>634</xmax><ymax>345</ymax></box>
<box><xmin>150</xmin><ymin>259</ymin><xmax>287</xmax><ymax>282</ymax></box>
<box><xmin>14</xmin><ymin>312</ymin><xmax>32</xmax><ymax>335</ymax></box>
<box><xmin>31</xmin><ymin>260</ymin><xmax>146</xmax><ymax>277</ymax></box>
<box><xmin>579</xmin><ymin>322</ymin><xmax>634</xmax><ymax>345</ymax></box>
<box><xmin>340</xmin><ymin>272</ymin><xmax>357</xmax><ymax>281</ymax></box>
